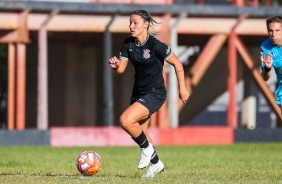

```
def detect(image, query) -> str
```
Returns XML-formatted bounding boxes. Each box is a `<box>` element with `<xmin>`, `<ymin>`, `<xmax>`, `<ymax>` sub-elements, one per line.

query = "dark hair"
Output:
<box><xmin>131</xmin><ymin>10</ymin><xmax>159</xmax><ymax>31</ymax></box>
<box><xmin>266</xmin><ymin>16</ymin><xmax>282</xmax><ymax>29</ymax></box>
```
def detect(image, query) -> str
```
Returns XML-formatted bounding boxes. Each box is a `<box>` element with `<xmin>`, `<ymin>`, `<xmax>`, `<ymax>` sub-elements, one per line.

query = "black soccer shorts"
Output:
<box><xmin>130</xmin><ymin>87</ymin><xmax>167</xmax><ymax>116</ymax></box>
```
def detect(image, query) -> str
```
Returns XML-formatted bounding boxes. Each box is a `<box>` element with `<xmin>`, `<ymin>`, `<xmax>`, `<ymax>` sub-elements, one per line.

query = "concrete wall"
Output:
<box><xmin>1</xmin><ymin>128</ymin><xmax>282</xmax><ymax>146</ymax></box>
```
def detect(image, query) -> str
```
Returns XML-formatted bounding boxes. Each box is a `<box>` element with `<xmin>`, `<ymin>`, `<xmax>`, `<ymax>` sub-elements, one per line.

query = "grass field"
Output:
<box><xmin>0</xmin><ymin>143</ymin><xmax>281</xmax><ymax>184</ymax></box>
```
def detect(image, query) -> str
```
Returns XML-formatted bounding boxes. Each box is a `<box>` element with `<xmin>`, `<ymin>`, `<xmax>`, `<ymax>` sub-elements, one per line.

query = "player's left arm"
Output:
<box><xmin>166</xmin><ymin>53</ymin><xmax>190</xmax><ymax>104</ymax></box>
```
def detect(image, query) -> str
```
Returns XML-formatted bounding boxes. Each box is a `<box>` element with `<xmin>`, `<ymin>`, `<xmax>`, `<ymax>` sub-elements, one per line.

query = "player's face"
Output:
<box><xmin>129</xmin><ymin>14</ymin><xmax>149</xmax><ymax>38</ymax></box>
<box><xmin>267</xmin><ymin>22</ymin><xmax>282</xmax><ymax>46</ymax></box>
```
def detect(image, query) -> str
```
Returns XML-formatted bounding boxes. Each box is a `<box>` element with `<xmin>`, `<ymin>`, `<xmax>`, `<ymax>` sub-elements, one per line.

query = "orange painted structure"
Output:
<box><xmin>0</xmin><ymin>1</ymin><xmax>281</xmax><ymax>141</ymax></box>
<box><xmin>0</xmin><ymin>10</ymin><xmax>29</xmax><ymax>130</ymax></box>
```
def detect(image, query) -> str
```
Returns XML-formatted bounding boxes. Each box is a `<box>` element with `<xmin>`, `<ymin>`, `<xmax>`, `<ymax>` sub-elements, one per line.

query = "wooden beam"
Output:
<box><xmin>175</xmin><ymin>18</ymin><xmax>266</xmax><ymax>35</ymax></box>
<box><xmin>178</xmin><ymin>34</ymin><xmax>227</xmax><ymax>111</ymax></box>
<box><xmin>227</xmin><ymin>14</ymin><xmax>247</xmax><ymax>128</ymax></box>
<box><xmin>0</xmin><ymin>10</ymin><xmax>29</xmax><ymax>43</ymax></box>
<box><xmin>16</xmin><ymin>43</ymin><xmax>26</xmax><ymax>130</ymax></box>
<box><xmin>190</xmin><ymin>33</ymin><xmax>227</xmax><ymax>87</ymax></box>
<box><xmin>234</xmin><ymin>35</ymin><xmax>282</xmax><ymax>122</ymax></box>
<box><xmin>8</xmin><ymin>43</ymin><xmax>15</xmax><ymax>130</ymax></box>
<box><xmin>227</xmin><ymin>31</ymin><xmax>238</xmax><ymax>128</ymax></box>
<box><xmin>0</xmin><ymin>13</ymin><xmax>268</xmax><ymax>35</ymax></box>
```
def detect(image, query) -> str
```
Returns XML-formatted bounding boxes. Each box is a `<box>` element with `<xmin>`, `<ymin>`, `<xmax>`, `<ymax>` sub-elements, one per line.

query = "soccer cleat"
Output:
<box><xmin>141</xmin><ymin>160</ymin><xmax>164</xmax><ymax>178</ymax></box>
<box><xmin>138</xmin><ymin>143</ymin><xmax>155</xmax><ymax>169</ymax></box>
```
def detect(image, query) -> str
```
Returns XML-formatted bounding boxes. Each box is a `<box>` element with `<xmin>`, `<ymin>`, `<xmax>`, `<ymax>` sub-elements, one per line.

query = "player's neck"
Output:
<box><xmin>272</xmin><ymin>38</ymin><xmax>282</xmax><ymax>47</ymax></box>
<box><xmin>136</xmin><ymin>33</ymin><xmax>149</xmax><ymax>45</ymax></box>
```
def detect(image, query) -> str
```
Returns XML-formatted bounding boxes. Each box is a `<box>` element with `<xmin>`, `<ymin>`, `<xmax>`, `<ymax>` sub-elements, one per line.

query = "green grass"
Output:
<box><xmin>0</xmin><ymin>143</ymin><xmax>281</xmax><ymax>184</ymax></box>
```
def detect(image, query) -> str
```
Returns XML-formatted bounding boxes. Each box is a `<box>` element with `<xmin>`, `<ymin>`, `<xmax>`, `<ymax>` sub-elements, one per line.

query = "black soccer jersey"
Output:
<box><xmin>119</xmin><ymin>35</ymin><xmax>172</xmax><ymax>94</ymax></box>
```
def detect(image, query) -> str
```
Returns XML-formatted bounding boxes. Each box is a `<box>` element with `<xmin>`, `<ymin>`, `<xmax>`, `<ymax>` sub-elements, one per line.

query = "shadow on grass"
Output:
<box><xmin>0</xmin><ymin>172</ymin><xmax>133</xmax><ymax>179</ymax></box>
<box><xmin>0</xmin><ymin>172</ymin><xmax>79</xmax><ymax>177</ymax></box>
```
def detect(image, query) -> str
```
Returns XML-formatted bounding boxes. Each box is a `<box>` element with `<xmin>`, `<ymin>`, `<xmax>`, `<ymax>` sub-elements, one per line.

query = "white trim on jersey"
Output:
<box><xmin>119</xmin><ymin>56</ymin><xmax>129</xmax><ymax>61</ymax></box>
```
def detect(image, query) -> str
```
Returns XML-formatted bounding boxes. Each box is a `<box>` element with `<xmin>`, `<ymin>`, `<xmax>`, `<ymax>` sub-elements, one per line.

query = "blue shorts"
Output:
<box><xmin>130</xmin><ymin>87</ymin><xmax>167</xmax><ymax>116</ymax></box>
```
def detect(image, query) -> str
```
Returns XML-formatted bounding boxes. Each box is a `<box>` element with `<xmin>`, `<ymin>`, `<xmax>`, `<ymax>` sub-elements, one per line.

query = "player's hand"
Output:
<box><xmin>180</xmin><ymin>89</ymin><xmax>190</xmax><ymax>105</ymax></box>
<box><xmin>108</xmin><ymin>56</ymin><xmax>120</xmax><ymax>70</ymax></box>
<box><xmin>264</xmin><ymin>53</ymin><xmax>273</xmax><ymax>68</ymax></box>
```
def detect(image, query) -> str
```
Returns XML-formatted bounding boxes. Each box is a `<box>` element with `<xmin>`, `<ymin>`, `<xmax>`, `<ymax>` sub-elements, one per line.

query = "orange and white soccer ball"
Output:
<box><xmin>76</xmin><ymin>151</ymin><xmax>102</xmax><ymax>176</ymax></box>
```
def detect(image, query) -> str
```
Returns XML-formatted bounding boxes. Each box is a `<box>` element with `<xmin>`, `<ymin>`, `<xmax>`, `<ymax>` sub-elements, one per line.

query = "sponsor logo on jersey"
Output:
<box><xmin>139</xmin><ymin>98</ymin><xmax>145</xmax><ymax>102</ymax></box>
<box><xmin>143</xmin><ymin>49</ymin><xmax>151</xmax><ymax>59</ymax></box>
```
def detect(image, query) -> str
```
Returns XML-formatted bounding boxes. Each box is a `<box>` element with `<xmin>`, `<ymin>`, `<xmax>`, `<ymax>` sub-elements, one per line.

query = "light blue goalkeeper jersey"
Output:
<box><xmin>261</xmin><ymin>38</ymin><xmax>282</xmax><ymax>105</ymax></box>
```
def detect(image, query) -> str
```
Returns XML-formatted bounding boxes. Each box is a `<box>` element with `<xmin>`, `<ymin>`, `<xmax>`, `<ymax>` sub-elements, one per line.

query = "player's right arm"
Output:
<box><xmin>109</xmin><ymin>38</ymin><xmax>130</xmax><ymax>75</ymax></box>
<box><xmin>108</xmin><ymin>56</ymin><xmax>128</xmax><ymax>75</ymax></box>
<box><xmin>260</xmin><ymin>50</ymin><xmax>272</xmax><ymax>81</ymax></box>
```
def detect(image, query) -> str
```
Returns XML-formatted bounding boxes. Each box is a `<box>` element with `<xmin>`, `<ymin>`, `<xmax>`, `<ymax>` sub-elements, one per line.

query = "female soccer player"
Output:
<box><xmin>108</xmin><ymin>10</ymin><xmax>190</xmax><ymax>178</ymax></box>
<box><xmin>260</xmin><ymin>16</ymin><xmax>282</xmax><ymax>113</ymax></box>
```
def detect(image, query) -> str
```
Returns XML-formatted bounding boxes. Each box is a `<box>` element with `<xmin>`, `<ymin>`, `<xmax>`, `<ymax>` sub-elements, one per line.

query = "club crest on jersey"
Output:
<box><xmin>143</xmin><ymin>49</ymin><xmax>151</xmax><ymax>59</ymax></box>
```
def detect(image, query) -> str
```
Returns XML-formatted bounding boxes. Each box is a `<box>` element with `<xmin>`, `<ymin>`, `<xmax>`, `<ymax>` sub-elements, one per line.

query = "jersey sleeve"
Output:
<box><xmin>260</xmin><ymin>39</ymin><xmax>273</xmax><ymax>71</ymax></box>
<box><xmin>154</xmin><ymin>40</ymin><xmax>173</xmax><ymax>61</ymax></box>
<box><xmin>119</xmin><ymin>40</ymin><xmax>129</xmax><ymax>61</ymax></box>
<box><xmin>260</xmin><ymin>44</ymin><xmax>271</xmax><ymax>72</ymax></box>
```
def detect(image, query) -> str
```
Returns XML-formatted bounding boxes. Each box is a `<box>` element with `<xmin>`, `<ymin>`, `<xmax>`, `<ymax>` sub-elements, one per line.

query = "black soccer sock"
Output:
<box><xmin>150</xmin><ymin>150</ymin><xmax>160</xmax><ymax>164</ymax></box>
<box><xmin>132</xmin><ymin>131</ymin><xmax>149</xmax><ymax>149</ymax></box>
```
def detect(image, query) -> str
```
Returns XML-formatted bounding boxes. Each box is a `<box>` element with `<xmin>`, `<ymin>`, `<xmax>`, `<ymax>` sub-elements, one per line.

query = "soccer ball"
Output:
<box><xmin>76</xmin><ymin>151</ymin><xmax>102</xmax><ymax>176</ymax></box>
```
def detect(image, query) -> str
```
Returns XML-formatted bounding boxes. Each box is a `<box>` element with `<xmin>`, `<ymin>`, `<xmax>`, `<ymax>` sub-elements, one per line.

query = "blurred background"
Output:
<box><xmin>0</xmin><ymin>0</ymin><xmax>282</xmax><ymax>146</ymax></box>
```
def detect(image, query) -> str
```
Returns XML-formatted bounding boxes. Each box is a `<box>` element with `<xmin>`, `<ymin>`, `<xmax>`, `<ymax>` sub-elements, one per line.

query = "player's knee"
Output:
<box><xmin>119</xmin><ymin>115</ymin><xmax>131</xmax><ymax>130</ymax></box>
